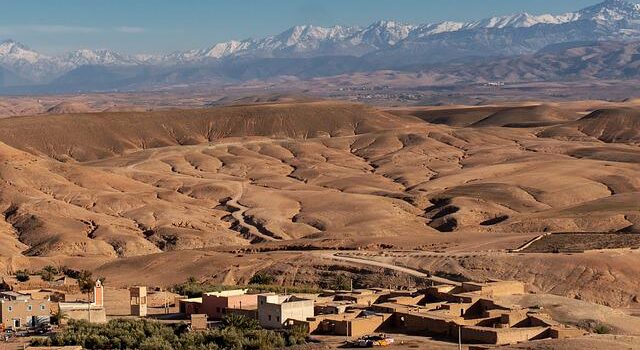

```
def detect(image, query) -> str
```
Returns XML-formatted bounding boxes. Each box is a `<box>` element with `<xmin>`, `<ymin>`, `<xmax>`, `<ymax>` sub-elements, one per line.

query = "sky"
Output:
<box><xmin>0</xmin><ymin>0</ymin><xmax>629</xmax><ymax>55</ymax></box>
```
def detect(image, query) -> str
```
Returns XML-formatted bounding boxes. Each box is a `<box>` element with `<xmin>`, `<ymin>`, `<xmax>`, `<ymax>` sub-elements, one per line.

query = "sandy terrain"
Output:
<box><xmin>0</xmin><ymin>98</ymin><xmax>637</xmax><ymax>349</ymax></box>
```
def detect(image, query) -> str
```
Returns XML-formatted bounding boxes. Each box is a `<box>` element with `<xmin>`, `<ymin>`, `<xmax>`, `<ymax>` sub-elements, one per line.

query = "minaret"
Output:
<box><xmin>93</xmin><ymin>280</ymin><xmax>104</xmax><ymax>307</ymax></box>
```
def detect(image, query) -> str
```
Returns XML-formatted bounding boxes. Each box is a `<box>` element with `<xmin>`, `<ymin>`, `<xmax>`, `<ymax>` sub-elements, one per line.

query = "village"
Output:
<box><xmin>0</xmin><ymin>268</ymin><xmax>587</xmax><ymax>349</ymax></box>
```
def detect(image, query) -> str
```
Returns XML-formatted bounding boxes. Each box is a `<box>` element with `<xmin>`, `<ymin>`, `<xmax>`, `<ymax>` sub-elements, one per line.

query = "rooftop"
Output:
<box><xmin>203</xmin><ymin>289</ymin><xmax>249</xmax><ymax>297</ymax></box>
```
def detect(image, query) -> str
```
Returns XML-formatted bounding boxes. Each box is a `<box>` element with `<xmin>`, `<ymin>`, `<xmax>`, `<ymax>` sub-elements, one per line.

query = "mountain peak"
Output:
<box><xmin>0</xmin><ymin>39</ymin><xmax>27</xmax><ymax>50</ymax></box>
<box><xmin>579</xmin><ymin>0</ymin><xmax>640</xmax><ymax>22</ymax></box>
<box><xmin>63</xmin><ymin>48</ymin><xmax>138</xmax><ymax>66</ymax></box>
<box><xmin>0</xmin><ymin>39</ymin><xmax>45</xmax><ymax>64</ymax></box>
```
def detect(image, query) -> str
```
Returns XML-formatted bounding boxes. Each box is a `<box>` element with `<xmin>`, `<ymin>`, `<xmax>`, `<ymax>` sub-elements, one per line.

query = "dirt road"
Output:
<box><xmin>321</xmin><ymin>252</ymin><xmax>461</xmax><ymax>286</ymax></box>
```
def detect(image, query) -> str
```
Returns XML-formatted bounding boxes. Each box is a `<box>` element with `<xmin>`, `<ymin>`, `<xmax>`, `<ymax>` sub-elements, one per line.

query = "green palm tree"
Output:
<box><xmin>77</xmin><ymin>271</ymin><xmax>96</xmax><ymax>322</ymax></box>
<box><xmin>221</xmin><ymin>314</ymin><xmax>259</xmax><ymax>331</ymax></box>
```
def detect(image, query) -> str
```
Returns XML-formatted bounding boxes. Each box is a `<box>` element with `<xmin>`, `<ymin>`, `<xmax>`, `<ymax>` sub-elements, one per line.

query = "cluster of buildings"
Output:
<box><xmin>178</xmin><ymin>289</ymin><xmax>315</xmax><ymax>331</ymax></box>
<box><xmin>0</xmin><ymin>280</ymin><xmax>107</xmax><ymax>332</ymax></box>
<box><xmin>177</xmin><ymin>280</ymin><xmax>585</xmax><ymax>346</ymax></box>
<box><xmin>0</xmin><ymin>273</ymin><xmax>586</xmax><ymax>346</ymax></box>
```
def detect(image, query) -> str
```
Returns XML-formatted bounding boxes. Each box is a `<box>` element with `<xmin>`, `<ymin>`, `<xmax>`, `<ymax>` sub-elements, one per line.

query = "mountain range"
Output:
<box><xmin>2</xmin><ymin>0</ymin><xmax>640</xmax><ymax>93</ymax></box>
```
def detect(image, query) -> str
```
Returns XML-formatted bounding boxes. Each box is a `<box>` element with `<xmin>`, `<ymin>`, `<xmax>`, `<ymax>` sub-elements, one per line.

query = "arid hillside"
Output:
<box><xmin>0</xmin><ymin>102</ymin><xmax>410</xmax><ymax>161</ymax></box>
<box><xmin>0</xmin><ymin>99</ymin><xmax>638</xmax><ymax>311</ymax></box>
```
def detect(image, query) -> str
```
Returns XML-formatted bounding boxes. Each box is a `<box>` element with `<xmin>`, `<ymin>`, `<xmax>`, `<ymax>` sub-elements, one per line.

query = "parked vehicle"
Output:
<box><xmin>352</xmin><ymin>334</ymin><xmax>395</xmax><ymax>347</ymax></box>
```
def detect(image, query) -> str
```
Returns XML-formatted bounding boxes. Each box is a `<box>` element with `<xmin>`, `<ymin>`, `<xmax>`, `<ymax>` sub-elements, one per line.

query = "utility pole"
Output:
<box><xmin>164</xmin><ymin>288</ymin><xmax>169</xmax><ymax>314</ymax></box>
<box><xmin>458</xmin><ymin>326</ymin><xmax>462</xmax><ymax>350</ymax></box>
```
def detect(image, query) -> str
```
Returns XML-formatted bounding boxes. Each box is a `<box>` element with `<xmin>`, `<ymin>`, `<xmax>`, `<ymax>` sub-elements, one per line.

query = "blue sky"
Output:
<box><xmin>0</xmin><ymin>0</ymin><xmax>626</xmax><ymax>54</ymax></box>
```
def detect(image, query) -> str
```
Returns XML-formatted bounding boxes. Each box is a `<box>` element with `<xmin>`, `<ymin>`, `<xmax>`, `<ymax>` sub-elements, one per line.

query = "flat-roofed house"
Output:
<box><xmin>0</xmin><ymin>295</ymin><xmax>52</xmax><ymax>330</ymax></box>
<box><xmin>201</xmin><ymin>289</ymin><xmax>257</xmax><ymax>320</ymax></box>
<box><xmin>178</xmin><ymin>297</ymin><xmax>203</xmax><ymax>316</ymax></box>
<box><xmin>258</xmin><ymin>294</ymin><xmax>314</xmax><ymax>329</ymax></box>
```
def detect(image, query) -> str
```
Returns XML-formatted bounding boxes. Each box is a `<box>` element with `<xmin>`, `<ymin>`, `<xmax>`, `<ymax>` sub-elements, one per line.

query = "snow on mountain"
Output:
<box><xmin>203</xmin><ymin>40</ymin><xmax>250</xmax><ymax>58</ymax></box>
<box><xmin>352</xmin><ymin>20</ymin><xmax>416</xmax><ymax>47</ymax></box>
<box><xmin>412</xmin><ymin>21</ymin><xmax>465</xmax><ymax>38</ymax></box>
<box><xmin>408</xmin><ymin>0</ymin><xmax>640</xmax><ymax>37</ymax></box>
<box><xmin>251</xmin><ymin>24</ymin><xmax>360</xmax><ymax>55</ymax></box>
<box><xmin>576</xmin><ymin>0</ymin><xmax>640</xmax><ymax>23</ymax></box>
<box><xmin>0</xmin><ymin>40</ymin><xmax>66</xmax><ymax>82</ymax></box>
<box><xmin>63</xmin><ymin>49</ymin><xmax>141</xmax><ymax>66</ymax></box>
<box><xmin>465</xmin><ymin>12</ymin><xmax>577</xmax><ymax>29</ymax></box>
<box><xmin>461</xmin><ymin>0</ymin><xmax>640</xmax><ymax>30</ymax></box>
<box><xmin>273</xmin><ymin>25</ymin><xmax>356</xmax><ymax>48</ymax></box>
<box><xmin>168</xmin><ymin>22</ymin><xmax>415</xmax><ymax>62</ymax></box>
<box><xmin>3</xmin><ymin>0</ymin><xmax>640</xmax><ymax>88</ymax></box>
<box><xmin>0</xmin><ymin>40</ymin><xmax>48</xmax><ymax>64</ymax></box>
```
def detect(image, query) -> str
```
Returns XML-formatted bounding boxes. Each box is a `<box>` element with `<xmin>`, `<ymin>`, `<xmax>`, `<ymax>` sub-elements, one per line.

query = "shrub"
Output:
<box><xmin>594</xmin><ymin>324</ymin><xmax>611</xmax><ymax>334</ymax></box>
<box><xmin>333</xmin><ymin>274</ymin><xmax>351</xmax><ymax>291</ymax></box>
<box><xmin>243</xmin><ymin>329</ymin><xmax>285</xmax><ymax>350</ymax></box>
<box><xmin>62</xmin><ymin>267</ymin><xmax>81</xmax><ymax>279</ymax></box>
<box><xmin>37</xmin><ymin>317</ymin><xmax>290</xmax><ymax>350</ymax></box>
<box><xmin>40</xmin><ymin>265</ymin><xmax>59</xmax><ymax>282</ymax></box>
<box><xmin>577</xmin><ymin>319</ymin><xmax>612</xmax><ymax>334</ymax></box>
<box><xmin>172</xmin><ymin>279</ymin><xmax>321</xmax><ymax>298</ymax></box>
<box><xmin>284</xmin><ymin>325</ymin><xmax>308</xmax><ymax>346</ymax></box>
<box><xmin>140</xmin><ymin>336</ymin><xmax>174</xmax><ymax>350</ymax></box>
<box><xmin>221</xmin><ymin>314</ymin><xmax>260</xmax><ymax>331</ymax></box>
<box><xmin>249</xmin><ymin>272</ymin><xmax>275</xmax><ymax>285</ymax></box>
<box><xmin>15</xmin><ymin>270</ymin><xmax>30</xmax><ymax>282</ymax></box>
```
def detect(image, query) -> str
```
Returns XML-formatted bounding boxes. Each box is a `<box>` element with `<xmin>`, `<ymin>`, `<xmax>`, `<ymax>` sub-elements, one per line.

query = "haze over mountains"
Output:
<box><xmin>3</xmin><ymin>0</ymin><xmax>640</xmax><ymax>93</ymax></box>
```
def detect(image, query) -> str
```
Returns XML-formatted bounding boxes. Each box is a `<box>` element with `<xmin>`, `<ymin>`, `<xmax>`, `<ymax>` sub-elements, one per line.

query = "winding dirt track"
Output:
<box><xmin>321</xmin><ymin>252</ymin><xmax>461</xmax><ymax>286</ymax></box>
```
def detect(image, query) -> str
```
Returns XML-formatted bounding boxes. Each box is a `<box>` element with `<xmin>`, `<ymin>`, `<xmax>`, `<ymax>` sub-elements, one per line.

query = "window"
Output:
<box><xmin>268</xmin><ymin>315</ymin><xmax>271</xmax><ymax>321</ymax></box>
<box><xmin>40</xmin><ymin>305</ymin><xmax>46</xmax><ymax>311</ymax></box>
<box><xmin>276</xmin><ymin>316</ymin><xmax>280</xmax><ymax>322</ymax></box>
<box><xmin>7</xmin><ymin>306</ymin><xmax>12</xmax><ymax>312</ymax></box>
<box><xmin>27</xmin><ymin>305</ymin><xmax>32</xmax><ymax>311</ymax></box>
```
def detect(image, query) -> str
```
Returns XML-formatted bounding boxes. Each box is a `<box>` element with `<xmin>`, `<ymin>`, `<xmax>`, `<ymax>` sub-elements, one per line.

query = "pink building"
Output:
<box><xmin>201</xmin><ymin>289</ymin><xmax>258</xmax><ymax>320</ymax></box>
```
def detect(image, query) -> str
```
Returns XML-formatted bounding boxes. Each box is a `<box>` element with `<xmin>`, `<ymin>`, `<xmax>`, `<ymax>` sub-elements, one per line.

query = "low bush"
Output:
<box><xmin>32</xmin><ymin>315</ymin><xmax>305</xmax><ymax>350</ymax></box>
<box><xmin>173</xmin><ymin>280</ymin><xmax>321</xmax><ymax>298</ymax></box>
<box><xmin>15</xmin><ymin>270</ymin><xmax>30</xmax><ymax>282</ymax></box>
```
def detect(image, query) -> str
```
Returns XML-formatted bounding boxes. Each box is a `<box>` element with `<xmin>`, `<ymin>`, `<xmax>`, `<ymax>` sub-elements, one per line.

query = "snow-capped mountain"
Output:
<box><xmin>0</xmin><ymin>41</ymin><xmax>147</xmax><ymax>82</ymax></box>
<box><xmin>370</xmin><ymin>0</ymin><xmax>640</xmax><ymax>65</ymax></box>
<box><xmin>577</xmin><ymin>0</ymin><xmax>640</xmax><ymax>23</ymax></box>
<box><xmin>63</xmin><ymin>49</ymin><xmax>141</xmax><ymax>66</ymax></box>
<box><xmin>165</xmin><ymin>0</ymin><xmax>640</xmax><ymax>63</ymax></box>
<box><xmin>0</xmin><ymin>40</ymin><xmax>65</xmax><ymax>82</ymax></box>
<box><xmin>164</xmin><ymin>22</ymin><xmax>413</xmax><ymax>62</ymax></box>
<box><xmin>0</xmin><ymin>40</ymin><xmax>44</xmax><ymax>64</ymax></box>
<box><xmin>2</xmin><ymin>0</ymin><xmax>640</xmax><ymax>92</ymax></box>
<box><xmin>350</xmin><ymin>21</ymin><xmax>416</xmax><ymax>48</ymax></box>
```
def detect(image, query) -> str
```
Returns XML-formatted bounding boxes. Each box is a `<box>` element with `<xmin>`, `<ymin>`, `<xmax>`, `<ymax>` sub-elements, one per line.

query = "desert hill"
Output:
<box><xmin>0</xmin><ymin>100</ymin><xmax>638</xmax><ymax>312</ymax></box>
<box><xmin>470</xmin><ymin>105</ymin><xmax>577</xmax><ymax>127</ymax></box>
<box><xmin>45</xmin><ymin>101</ymin><xmax>91</xmax><ymax>114</ymax></box>
<box><xmin>540</xmin><ymin>108</ymin><xmax>640</xmax><ymax>144</ymax></box>
<box><xmin>387</xmin><ymin>105</ymin><xmax>579</xmax><ymax>128</ymax></box>
<box><xmin>0</xmin><ymin>101</ymin><xmax>414</xmax><ymax>161</ymax></box>
<box><xmin>388</xmin><ymin>106</ymin><xmax>508</xmax><ymax>127</ymax></box>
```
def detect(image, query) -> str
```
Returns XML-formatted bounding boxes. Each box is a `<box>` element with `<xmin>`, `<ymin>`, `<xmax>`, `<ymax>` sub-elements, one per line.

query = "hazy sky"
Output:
<box><xmin>0</xmin><ymin>0</ymin><xmax>628</xmax><ymax>54</ymax></box>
